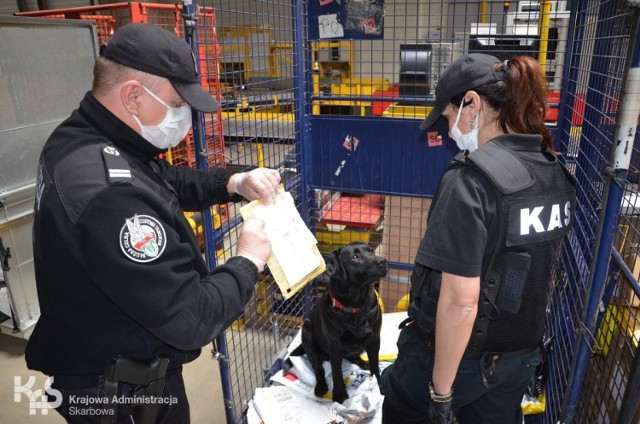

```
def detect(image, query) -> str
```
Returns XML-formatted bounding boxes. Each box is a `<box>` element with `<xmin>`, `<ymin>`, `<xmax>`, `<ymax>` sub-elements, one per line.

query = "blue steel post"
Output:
<box><xmin>180</xmin><ymin>2</ymin><xmax>236</xmax><ymax>423</ymax></box>
<box><xmin>562</xmin><ymin>4</ymin><xmax>640</xmax><ymax>423</ymax></box>
<box><xmin>292</xmin><ymin>0</ymin><xmax>315</xmax><ymax>317</ymax></box>
<box><xmin>180</xmin><ymin>1</ymin><xmax>205</xmax><ymax>171</ymax></box>
<box><xmin>560</xmin><ymin>1</ymin><xmax>616</xmax><ymax>420</ymax></box>
<box><xmin>613</xmin><ymin>6</ymin><xmax>640</xmax><ymax>423</ymax></box>
<box><xmin>214</xmin><ymin>334</ymin><xmax>236</xmax><ymax>424</ymax></box>
<box><xmin>545</xmin><ymin>2</ymin><xmax>587</xmax><ymax>421</ymax></box>
<box><xmin>293</xmin><ymin>0</ymin><xmax>309</xmax><ymax>230</ymax></box>
<box><xmin>180</xmin><ymin>0</ymin><xmax>218</xmax><ymax>267</ymax></box>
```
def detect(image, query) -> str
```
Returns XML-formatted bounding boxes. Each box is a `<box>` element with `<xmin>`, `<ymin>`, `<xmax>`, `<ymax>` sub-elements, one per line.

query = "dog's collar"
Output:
<box><xmin>329</xmin><ymin>290</ymin><xmax>361</xmax><ymax>313</ymax></box>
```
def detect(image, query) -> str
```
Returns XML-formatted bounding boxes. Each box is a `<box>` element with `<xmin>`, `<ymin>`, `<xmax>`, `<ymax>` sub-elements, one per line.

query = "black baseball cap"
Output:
<box><xmin>101</xmin><ymin>23</ymin><xmax>220</xmax><ymax>113</ymax></box>
<box><xmin>420</xmin><ymin>53</ymin><xmax>506</xmax><ymax>129</ymax></box>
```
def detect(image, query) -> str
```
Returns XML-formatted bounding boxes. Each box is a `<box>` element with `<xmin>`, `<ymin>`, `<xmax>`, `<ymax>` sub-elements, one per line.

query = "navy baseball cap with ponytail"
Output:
<box><xmin>420</xmin><ymin>53</ymin><xmax>506</xmax><ymax>129</ymax></box>
<box><xmin>101</xmin><ymin>22</ymin><xmax>220</xmax><ymax>113</ymax></box>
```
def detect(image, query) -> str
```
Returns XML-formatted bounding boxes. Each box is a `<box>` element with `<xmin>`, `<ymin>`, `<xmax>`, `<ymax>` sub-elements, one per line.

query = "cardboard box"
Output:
<box><xmin>587</xmin><ymin>304</ymin><xmax>639</xmax><ymax>421</ymax></box>
<box><xmin>611</xmin><ymin>254</ymin><xmax>640</xmax><ymax>308</ymax></box>
<box><xmin>241</xmin><ymin>278</ymin><xmax>306</xmax><ymax>329</ymax></box>
<box><xmin>381</xmin><ymin>196</ymin><xmax>431</xmax><ymax>265</ymax></box>
<box><xmin>628</xmin><ymin>255</ymin><xmax>640</xmax><ymax>307</ymax></box>
<box><xmin>614</xmin><ymin>217</ymin><xmax>640</xmax><ymax>307</ymax></box>
<box><xmin>377</xmin><ymin>196</ymin><xmax>431</xmax><ymax>312</ymax></box>
<box><xmin>378</xmin><ymin>269</ymin><xmax>412</xmax><ymax>313</ymax></box>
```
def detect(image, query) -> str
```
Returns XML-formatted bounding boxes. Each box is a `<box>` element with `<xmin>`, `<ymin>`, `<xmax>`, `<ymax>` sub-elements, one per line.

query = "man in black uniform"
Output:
<box><xmin>380</xmin><ymin>54</ymin><xmax>576</xmax><ymax>423</ymax></box>
<box><xmin>26</xmin><ymin>23</ymin><xmax>280</xmax><ymax>423</ymax></box>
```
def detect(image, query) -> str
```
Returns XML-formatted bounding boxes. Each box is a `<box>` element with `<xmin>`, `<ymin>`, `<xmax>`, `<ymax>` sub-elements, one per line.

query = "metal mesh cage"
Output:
<box><xmin>13</xmin><ymin>1</ymin><xmax>640</xmax><ymax>423</ymax></box>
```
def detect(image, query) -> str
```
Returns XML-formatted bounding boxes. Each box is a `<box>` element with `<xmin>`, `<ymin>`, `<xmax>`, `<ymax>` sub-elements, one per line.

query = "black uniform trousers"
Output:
<box><xmin>380</xmin><ymin>325</ymin><xmax>541</xmax><ymax>424</ymax></box>
<box><xmin>47</xmin><ymin>366</ymin><xmax>189</xmax><ymax>424</ymax></box>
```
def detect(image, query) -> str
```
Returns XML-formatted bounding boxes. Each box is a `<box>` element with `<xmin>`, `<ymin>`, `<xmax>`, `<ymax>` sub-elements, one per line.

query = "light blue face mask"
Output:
<box><xmin>132</xmin><ymin>85</ymin><xmax>192</xmax><ymax>149</ymax></box>
<box><xmin>450</xmin><ymin>98</ymin><xmax>479</xmax><ymax>152</ymax></box>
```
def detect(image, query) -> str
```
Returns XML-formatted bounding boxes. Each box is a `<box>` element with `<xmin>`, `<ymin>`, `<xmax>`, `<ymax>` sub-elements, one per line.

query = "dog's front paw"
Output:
<box><xmin>314</xmin><ymin>380</ymin><xmax>328</xmax><ymax>398</ymax></box>
<box><xmin>332</xmin><ymin>388</ymin><xmax>349</xmax><ymax>404</ymax></box>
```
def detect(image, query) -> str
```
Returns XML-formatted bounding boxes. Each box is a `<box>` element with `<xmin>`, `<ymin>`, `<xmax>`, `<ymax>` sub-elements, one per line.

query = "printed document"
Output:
<box><xmin>240</xmin><ymin>187</ymin><xmax>326</xmax><ymax>299</ymax></box>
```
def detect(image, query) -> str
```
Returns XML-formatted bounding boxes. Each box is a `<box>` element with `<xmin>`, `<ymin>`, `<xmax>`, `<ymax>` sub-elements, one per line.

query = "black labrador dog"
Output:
<box><xmin>292</xmin><ymin>241</ymin><xmax>388</xmax><ymax>404</ymax></box>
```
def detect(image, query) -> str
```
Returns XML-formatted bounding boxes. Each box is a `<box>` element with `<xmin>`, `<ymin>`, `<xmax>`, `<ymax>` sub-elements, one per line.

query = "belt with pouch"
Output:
<box><xmin>51</xmin><ymin>360</ymin><xmax>178</xmax><ymax>390</ymax></box>
<box><xmin>52</xmin><ymin>357</ymin><xmax>174</xmax><ymax>424</ymax></box>
<box><xmin>461</xmin><ymin>344</ymin><xmax>538</xmax><ymax>360</ymax></box>
<box><xmin>400</xmin><ymin>317</ymin><xmax>538</xmax><ymax>360</ymax></box>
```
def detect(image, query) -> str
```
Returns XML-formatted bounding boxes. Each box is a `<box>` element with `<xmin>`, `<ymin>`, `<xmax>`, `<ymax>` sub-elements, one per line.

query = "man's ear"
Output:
<box><xmin>325</xmin><ymin>248</ymin><xmax>346</xmax><ymax>280</ymax></box>
<box><xmin>120</xmin><ymin>80</ymin><xmax>142</xmax><ymax>115</ymax></box>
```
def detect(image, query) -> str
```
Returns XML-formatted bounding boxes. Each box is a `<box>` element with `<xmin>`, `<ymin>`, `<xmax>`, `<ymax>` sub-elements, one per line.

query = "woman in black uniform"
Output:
<box><xmin>380</xmin><ymin>53</ymin><xmax>576</xmax><ymax>424</ymax></box>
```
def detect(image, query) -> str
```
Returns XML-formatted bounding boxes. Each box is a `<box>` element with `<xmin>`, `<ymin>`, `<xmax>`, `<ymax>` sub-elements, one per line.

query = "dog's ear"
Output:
<box><xmin>325</xmin><ymin>248</ymin><xmax>346</xmax><ymax>280</ymax></box>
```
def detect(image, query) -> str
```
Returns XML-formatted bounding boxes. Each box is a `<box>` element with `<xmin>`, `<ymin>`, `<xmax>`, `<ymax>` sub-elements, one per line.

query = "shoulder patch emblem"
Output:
<box><xmin>103</xmin><ymin>146</ymin><xmax>120</xmax><ymax>156</ymax></box>
<box><xmin>119</xmin><ymin>214</ymin><xmax>167</xmax><ymax>263</ymax></box>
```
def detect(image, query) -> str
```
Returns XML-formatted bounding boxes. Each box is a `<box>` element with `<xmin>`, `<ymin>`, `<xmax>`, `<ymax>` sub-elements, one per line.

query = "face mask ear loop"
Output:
<box><xmin>453</xmin><ymin>98</ymin><xmax>465</xmax><ymax>127</ymax></box>
<box><xmin>472</xmin><ymin>110</ymin><xmax>480</xmax><ymax>130</ymax></box>
<box><xmin>141</xmin><ymin>85</ymin><xmax>171</xmax><ymax>109</ymax></box>
<box><xmin>131</xmin><ymin>114</ymin><xmax>143</xmax><ymax>132</ymax></box>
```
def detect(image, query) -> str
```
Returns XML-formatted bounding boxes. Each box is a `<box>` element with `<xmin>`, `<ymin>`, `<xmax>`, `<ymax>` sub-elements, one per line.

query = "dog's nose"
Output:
<box><xmin>376</xmin><ymin>257</ymin><xmax>387</xmax><ymax>267</ymax></box>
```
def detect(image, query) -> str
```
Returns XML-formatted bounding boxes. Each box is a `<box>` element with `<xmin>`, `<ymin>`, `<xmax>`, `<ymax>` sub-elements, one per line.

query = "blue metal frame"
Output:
<box><xmin>612</xmin><ymin>8</ymin><xmax>640</xmax><ymax>422</ymax></box>
<box><xmin>561</xmin><ymin>3</ymin><xmax>640</xmax><ymax>422</ymax></box>
<box><xmin>180</xmin><ymin>0</ymin><xmax>221</xmax><ymax>269</ymax></box>
<box><xmin>540</xmin><ymin>46</ymin><xmax>588</xmax><ymax>414</ymax></box>
<box><xmin>294</xmin><ymin>0</ymin><xmax>311</xmax><ymax>228</ymax></box>
<box><xmin>180</xmin><ymin>2</ymin><xmax>238</xmax><ymax>422</ymax></box>
<box><xmin>293</xmin><ymin>0</ymin><xmax>319</xmax><ymax>320</ymax></box>
<box><xmin>180</xmin><ymin>1</ymin><xmax>640</xmax><ymax>423</ymax></box>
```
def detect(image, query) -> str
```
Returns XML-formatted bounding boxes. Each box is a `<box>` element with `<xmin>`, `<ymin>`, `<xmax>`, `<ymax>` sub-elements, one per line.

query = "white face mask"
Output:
<box><xmin>132</xmin><ymin>85</ymin><xmax>192</xmax><ymax>150</ymax></box>
<box><xmin>450</xmin><ymin>98</ymin><xmax>479</xmax><ymax>152</ymax></box>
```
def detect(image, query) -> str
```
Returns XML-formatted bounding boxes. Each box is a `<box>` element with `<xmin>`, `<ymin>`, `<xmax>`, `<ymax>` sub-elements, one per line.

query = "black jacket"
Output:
<box><xmin>26</xmin><ymin>92</ymin><xmax>258</xmax><ymax>376</ymax></box>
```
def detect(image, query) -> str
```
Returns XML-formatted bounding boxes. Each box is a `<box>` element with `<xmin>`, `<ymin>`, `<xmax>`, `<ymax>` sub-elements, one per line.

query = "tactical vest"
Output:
<box><xmin>409</xmin><ymin>141</ymin><xmax>576</xmax><ymax>352</ymax></box>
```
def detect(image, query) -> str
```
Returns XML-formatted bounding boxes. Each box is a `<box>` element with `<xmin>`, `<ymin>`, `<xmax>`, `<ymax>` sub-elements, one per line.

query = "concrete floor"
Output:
<box><xmin>0</xmin><ymin>333</ymin><xmax>227</xmax><ymax>423</ymax></box>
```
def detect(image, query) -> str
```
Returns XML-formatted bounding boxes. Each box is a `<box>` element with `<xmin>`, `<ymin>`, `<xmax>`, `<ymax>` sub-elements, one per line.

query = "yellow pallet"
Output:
<box><xmin>221</xmin><ymin>110</ymin><xmax>295</xmax><ymax>121</ymax></box>
<box><xmin>316</xmin><ymin>225</ymin><xmax>381</xmax><ymax>245</ymax></box>
<box><xmin>382</xmin><ymin>103</ymin><xmax>433</xmax><ymax>119</ymax></box>
<box><xmin>595</xmin><ymin>304</ymin><xmax>640</xmax><ymax>355</ymax></box>
<box><xmin>331</xmin><ymin>78</ymin><xmax>389</xmax><ymax>96</ymax></box>
<box><xmin>344</xmin><ymin>77</ymin><xmax>389</xmax><ymax>92</ymax></box>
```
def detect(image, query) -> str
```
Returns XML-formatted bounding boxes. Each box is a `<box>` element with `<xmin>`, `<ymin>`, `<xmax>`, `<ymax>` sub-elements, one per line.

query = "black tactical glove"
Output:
<box><xmin>427</xmin><ymin>382</ymin><xmax>453</xmax><ymax>424</ymax></box>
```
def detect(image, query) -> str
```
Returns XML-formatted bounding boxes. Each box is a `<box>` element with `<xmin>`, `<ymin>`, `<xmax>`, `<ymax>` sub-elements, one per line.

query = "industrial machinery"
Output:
<box><xmin>463</xmin><ymin>1</ymin><xmax>570</xmax><ymax>121</ymax></box>
<box><xmin>312</xmin><ymin>40</ymin><xmax>389</xmax><ymax>116</ymax></box>
<box><xmin>504</xmin><ymin>0</ymin><xmax>570</xmax><ymax>91</ymax></box>
<box><xmin>398</xmin><ymin>42</ymin><xmax>461</xmax><ymax>102</ymax></box>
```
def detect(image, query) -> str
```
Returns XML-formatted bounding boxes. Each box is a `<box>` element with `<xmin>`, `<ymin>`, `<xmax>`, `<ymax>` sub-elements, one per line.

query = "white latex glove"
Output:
<box><xmin>229</xmin><ymin>168</ymin><xmax>280</xmax><ymax>204</ymax></box>
<box><xmin>236</xmin><ymin>217</ymin><xmax>271</xmax><ymax>272</ymax></box>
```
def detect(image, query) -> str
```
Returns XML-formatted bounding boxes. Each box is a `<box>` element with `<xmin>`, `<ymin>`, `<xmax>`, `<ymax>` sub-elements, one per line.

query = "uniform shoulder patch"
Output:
<box><xmin>102</xmin><ymin>144</ymin><xmax>133</xmax><ymax>185</ymax></box>
<box><xmin>119</xmin><ymin>214</ymin><xmax>167</xmax><ymax>262</ymax></box>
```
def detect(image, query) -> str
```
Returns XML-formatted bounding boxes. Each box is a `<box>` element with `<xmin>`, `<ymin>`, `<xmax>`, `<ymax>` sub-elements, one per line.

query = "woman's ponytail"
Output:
<box><xmin>498</xmin><ymin>56</ymin><xmax>554</xmax><ymax>154</ymax></box>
